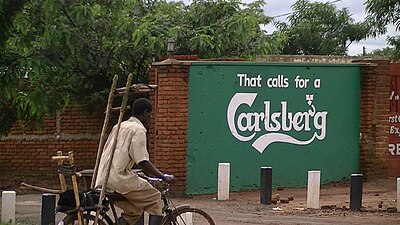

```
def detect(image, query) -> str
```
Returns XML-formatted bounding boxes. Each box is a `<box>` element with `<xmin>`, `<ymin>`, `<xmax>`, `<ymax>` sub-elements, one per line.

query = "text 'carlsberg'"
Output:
<box><xmin>227</xmin><ymin>93</ymin><xmax>328</xmax><ymax>153</ymax></box>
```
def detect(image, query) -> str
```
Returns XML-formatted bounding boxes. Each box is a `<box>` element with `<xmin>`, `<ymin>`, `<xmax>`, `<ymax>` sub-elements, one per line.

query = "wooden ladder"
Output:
<box><xmin>90</xmin><ymin>74</ymin><xmax>157</xmax><ymax>225</ymax></box>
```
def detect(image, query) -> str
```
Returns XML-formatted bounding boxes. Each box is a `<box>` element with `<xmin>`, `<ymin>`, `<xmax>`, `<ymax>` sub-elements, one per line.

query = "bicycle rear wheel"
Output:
<box><xmin>163</xmin><ymin>207</ymin><xmax>215</xmax><ymax>225</ymax></box>
<box><xmin>58</xmin><ymin>212</ymin><xmax>113</xmax><ymax>225</ymax></box>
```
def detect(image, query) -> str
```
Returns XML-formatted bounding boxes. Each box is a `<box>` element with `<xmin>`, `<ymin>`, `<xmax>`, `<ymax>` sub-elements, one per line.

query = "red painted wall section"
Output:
<box><xmin>388</xmin><ymin>63</ymin><xmax>400</xmax><ymax>177</ymax></box>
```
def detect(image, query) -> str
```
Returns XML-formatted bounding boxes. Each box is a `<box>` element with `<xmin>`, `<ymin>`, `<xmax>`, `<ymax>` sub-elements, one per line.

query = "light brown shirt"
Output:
<box><xmin>95</xmin><ymin>117</ymin><xmax>149</xmax><ymax>194</ymax></box>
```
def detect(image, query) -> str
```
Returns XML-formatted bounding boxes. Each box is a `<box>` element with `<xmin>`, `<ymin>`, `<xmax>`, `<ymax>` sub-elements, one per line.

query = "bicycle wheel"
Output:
<box><xmin>58</xmin><ymin>212</ymin><xmax>113</xmax><ymax>225</ymax></box>
<box><xmin>162</xmin><ymin>207</ymin><xmax>215</xmax><ymax>225</ymax></box>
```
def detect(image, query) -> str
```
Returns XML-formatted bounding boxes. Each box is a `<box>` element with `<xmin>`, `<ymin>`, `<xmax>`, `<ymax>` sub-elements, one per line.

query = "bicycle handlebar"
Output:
<box><xmin>136</xmin><ymin>172</ymin><xmax>165</xmax><ymax>183</ymax></box>
<box><xmin>147</xmin><ymin>177</ymin><xmax>164</xmax><ymax>182</ymax></box>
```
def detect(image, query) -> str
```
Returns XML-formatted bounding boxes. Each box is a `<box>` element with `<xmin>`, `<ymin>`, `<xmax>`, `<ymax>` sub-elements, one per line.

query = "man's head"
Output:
<box><xmin>132</xmin><ymin>98</ymin><xmax>153</xmax><ymax>129</ymax></box>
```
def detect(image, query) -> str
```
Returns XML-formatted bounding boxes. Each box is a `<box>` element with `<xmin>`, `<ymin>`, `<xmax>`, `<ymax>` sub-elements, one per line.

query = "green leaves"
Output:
<box><xmin>281</xmin><ymin>0</ymin><xmax>371</xmax><ymax>55</ymax></box>
<box><xmin>0</xmin><ymin>0</ymin><xmax>282</xmax><ymax>135</ymax></box>
<box><xmin>365</xmin><ymin>0</ymin><xmax>400</xmax><ymax>59</ymax></box>
<box><xmin>173</xmin><ymin>0</ymin><xmax>280</xmax><ymax>58</ymax></box>
<box><xmin>365</xmin><ymin>0</ymin><xmax>400</xmax><ymax>35</ymax></box>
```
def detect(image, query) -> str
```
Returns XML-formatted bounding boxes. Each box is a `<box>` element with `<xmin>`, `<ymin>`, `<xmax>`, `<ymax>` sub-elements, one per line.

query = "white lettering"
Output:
<box><xmin>314</xmin><ymin>79</ymin><xmax>321</xmax><ymax>88</ymax></box>
<box><xmin>227</xmin><ymin>93</ymin><xmax>328</xmax><ymax>153</ymax></box>
<box><xmin>237</xmin><ymin>73</ymin><xmax>262</xmax><ymax>87</ymax></box>
<box><xmin>314</xmin><ymin>112</ymin><xmax>328</xmax><ymax>139</ymax></box>
<box><xmin>227</xmin><ymin>93</ymin><xmax>258</xmax><ymax>141</ymax></box>
<box><xmin>389</xmin><ymin>144</ymin><xmax>395</xmax><ymax>155</ymax></box>
<box><xmin>266</xmin><ymin>75</ymin><xmax>289</xmax><ymax>88</ymax></box>
<box><xmin>295</xmin><ymin>75</ymin><xmax>309</xmax><ymax>89</ymax></box>
<box><xmin>388</xmin><ymin>143</ymin><xmax>400</xmax><ymax>155</ymax></box>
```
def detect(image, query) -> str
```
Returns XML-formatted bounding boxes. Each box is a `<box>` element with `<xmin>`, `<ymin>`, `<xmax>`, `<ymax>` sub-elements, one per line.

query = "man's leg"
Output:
<box><xmin>121</xmin><ymin>182</ymin><xmax>164</xmax><ymax>225</ymax></box>
<box><xmin>113</xmin><ymin>200</ymin><xmax>143</xmax><ymax>225</ymax></box>
<box><xmin>148</xmin><ymin>215</ymin><xmax>163</xmax><ymax>225</ymax></box>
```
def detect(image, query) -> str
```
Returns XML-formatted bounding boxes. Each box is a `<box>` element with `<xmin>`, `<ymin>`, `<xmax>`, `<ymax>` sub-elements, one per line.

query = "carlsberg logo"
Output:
<box><xmin>227</xmin><ymin>93</ymin><xmax>328</xmax><ymax>153</ymax></box>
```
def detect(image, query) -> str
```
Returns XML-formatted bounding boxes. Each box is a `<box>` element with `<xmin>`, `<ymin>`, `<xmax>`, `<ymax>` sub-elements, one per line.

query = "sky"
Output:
<box><xmin>260</xmin><ymin>0</ymin><xmax>398</xmax><ymax>56</ymax></box>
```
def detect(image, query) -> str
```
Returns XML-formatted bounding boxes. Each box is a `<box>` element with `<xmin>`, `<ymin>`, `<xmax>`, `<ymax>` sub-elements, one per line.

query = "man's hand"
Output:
<box><xmin>162</xmin><ymin>173</ymin><xmax>175</xmax><ymax>182</ymax></box>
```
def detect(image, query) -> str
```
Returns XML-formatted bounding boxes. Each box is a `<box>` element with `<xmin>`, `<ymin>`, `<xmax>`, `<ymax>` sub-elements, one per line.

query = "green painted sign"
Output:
<box><xmin>186</xmin><ymin>62</ymin><xmax>360</xmax><ymax>195</ymax></box>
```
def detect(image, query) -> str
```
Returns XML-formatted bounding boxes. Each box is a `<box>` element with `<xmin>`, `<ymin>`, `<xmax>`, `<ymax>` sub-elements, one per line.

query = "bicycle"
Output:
<box><xmin>57</xmin><ymin>175</ymin><xmax>215</xmax><ymax>225</ymax></box>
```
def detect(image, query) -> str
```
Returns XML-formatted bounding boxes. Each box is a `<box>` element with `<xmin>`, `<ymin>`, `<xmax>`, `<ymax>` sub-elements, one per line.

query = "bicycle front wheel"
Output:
<box><xmin>163</xmin><ymin>207</ymin><xmax>215</xmax><ymax>225</ymax></box>
<box><xmin>58</xmin><ymin>212</ymin><xmax>113</xmax><ymax>225</ymax></box>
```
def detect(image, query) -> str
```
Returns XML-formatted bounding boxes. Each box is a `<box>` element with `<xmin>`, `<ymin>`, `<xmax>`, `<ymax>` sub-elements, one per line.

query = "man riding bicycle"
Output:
<box><xmin>96</xmin><ymin>98</ymin><xmax>174</xmax><ymax>225</ymax></box>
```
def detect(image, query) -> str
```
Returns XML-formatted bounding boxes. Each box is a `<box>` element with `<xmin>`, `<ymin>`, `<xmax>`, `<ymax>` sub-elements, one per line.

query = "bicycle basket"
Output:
<box><xmin>57</xmin><ymin>190</ymin><xmax>101</xmax><ymax>212</ymax></box>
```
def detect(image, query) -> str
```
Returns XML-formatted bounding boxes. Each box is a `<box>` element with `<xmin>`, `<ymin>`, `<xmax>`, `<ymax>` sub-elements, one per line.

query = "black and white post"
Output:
<box><xmin>1</xmin><ymin>191</ymin><xmax>16</xmax><ymax>224</ymax></box>
<box><xmin>350</xmin><ymin>173</ymin><xmax>363</xmax><ymax>211</ymax></box>
<box><xmin>307</xmin><ymin>170</ymin><xmax>321</xmax><ymax>209</ymax></box>
<box><xmin>218</xmin><ymin>162</ymin><xmax>230</xmax><ymax>200</ymax></box>
<box><xmin>397</xmin><ymin>177</ymin><xmax>400</xmax><ymax>213</ymax></box>
<box><xmin>41</xmin><ymin>193</ymin><xmax>56</xmax><ymax>225</ymax></box>
<box><xmin>260</xmin><ymin>167</ymin><xmax>272</xmax><ymax>204</ymax></box>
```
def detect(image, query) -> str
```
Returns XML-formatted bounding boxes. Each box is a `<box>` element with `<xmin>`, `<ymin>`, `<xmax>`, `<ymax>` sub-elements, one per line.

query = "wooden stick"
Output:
<box><xmin>94</xmin><ymin>73</ymin><xmax>133</xmax><ymax>225</ymax></box>
<box><xmin>56</xmin><ymin>151</ymin><xmax>67</xmax><ymax>191</ymax></box>
<box><xmin>52</xmin><ymin>155</ymin><xmax>70</xmax><ymax>161</ymax></box>
<box><xmin>115</xmin><ymin>83</ymin><xmax>157</xmax><ymax>94</ymax></box>
<box><xmin>68</xmin><ymin>151</ymin><xmax>83</xmax><ymax>225</ymax></box>
<box><xmin>91</xmin><ymin>75</ymin><xmax>119</xmax><ymax>189</ymax></box>
<box><xmin>20</xmin><ymin>183</ymin><xmax>63</xmax><ymax>194</ymax></box>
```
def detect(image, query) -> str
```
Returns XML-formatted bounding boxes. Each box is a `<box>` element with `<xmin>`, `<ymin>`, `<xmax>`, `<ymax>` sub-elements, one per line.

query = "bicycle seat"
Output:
<box><xmin>94</xmin><ymin>186</ymin><xmax>125</xmax><ymax>201</ymax></box>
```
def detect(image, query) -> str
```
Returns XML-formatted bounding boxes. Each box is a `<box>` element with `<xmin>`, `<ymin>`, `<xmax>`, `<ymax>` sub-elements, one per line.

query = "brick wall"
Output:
<box><xmin>148</xmin><ymin>56</ymin><xmax>392</xmax><ymax>193</ymax></box>
<box><xmin>148</xmin><ymin>58</ymin><xmax>194</xmax><ymax>193</ymax></box>
<box><xmin>0</xmin><ymin>104</ymin><xmax>105</xmax><ymax>174</ymax></box>
<box><xmin>0</xmin><ymin>55</ymin><xmax>392</xmax><ymax>193</ymax></box>
<box><xmin>357</xmin><ymin>60</ymin><xmax>390</xmax><ymax>178</ymax></box>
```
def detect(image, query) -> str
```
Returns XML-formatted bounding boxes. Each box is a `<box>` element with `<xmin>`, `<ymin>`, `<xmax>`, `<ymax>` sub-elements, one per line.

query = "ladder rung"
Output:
<box><xmin>111</xmin><ymin>105</ymin><xmax>131</xmax><ymax>112</ymax></box>
<box><xmin>115</xmin><ymin>84</ymin><xmax>158</xmax><ymax>96</ymax></box>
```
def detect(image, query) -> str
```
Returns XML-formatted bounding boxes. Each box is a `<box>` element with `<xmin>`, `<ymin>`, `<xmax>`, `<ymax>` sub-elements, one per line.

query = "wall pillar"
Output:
<box><xmin>148</xmin><ymin>57</ymin><xmax>196</xmax><ymax>193</ymax></box>
<box><xmin>358</xmin><ymin>60</ymin><xmax>390</xmax><ymax>178</ymax></box>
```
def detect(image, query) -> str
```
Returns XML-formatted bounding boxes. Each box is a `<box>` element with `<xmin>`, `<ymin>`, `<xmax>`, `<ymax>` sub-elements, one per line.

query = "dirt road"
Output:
<box><xmin>1</xmin><ymin>178</ymin><xmax>400</xmax><ymax>224</ymax></box>
<box><xmin>173</xmin><ymin>178</ymin><xmax>400</xmax><ymax>225</ymax></box>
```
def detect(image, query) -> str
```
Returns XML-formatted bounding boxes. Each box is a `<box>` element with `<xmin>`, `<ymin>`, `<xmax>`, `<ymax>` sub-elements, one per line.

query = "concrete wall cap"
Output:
<box><xmin>153</xmin><ymin>58</ymin><xmax>193</xmax><ymax>66</ymax></box>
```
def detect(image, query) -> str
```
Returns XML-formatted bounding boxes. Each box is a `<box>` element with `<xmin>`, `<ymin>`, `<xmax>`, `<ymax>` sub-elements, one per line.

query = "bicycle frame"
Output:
<box><xmin>58</xmin><ymin>179</ymin><xmax>190</xmax><ymax>225</ymax></box>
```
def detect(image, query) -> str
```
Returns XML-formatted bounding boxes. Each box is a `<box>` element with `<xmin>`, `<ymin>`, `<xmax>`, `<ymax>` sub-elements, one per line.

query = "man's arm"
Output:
<box><xmin>138</xmin><ymin>160</ymin><xmax>174</xmax><ymax>182</ymax></box>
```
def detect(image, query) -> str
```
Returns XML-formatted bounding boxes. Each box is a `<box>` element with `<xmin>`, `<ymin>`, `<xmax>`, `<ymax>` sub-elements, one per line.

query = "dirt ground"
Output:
<box><xmin>1</xmin><ymin>176</ymin><xmax>399</xmax><ymax>225</ymax></box>
<box><xmin>172</xmin><ymin>178</ymin><xmax>400</xmax><ymax>225</ymax></box>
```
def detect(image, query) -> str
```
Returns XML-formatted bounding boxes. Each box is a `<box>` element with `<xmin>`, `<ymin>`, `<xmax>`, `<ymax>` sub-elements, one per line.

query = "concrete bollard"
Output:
<box><xmin>397</xmin><ymin>178</ymin><xmax>400</xmax><ymax>213</ymax></box>
<box><xmin>41</xmin><ymin>193</ymin><xmax>56</xmax><ymax>225</ymax></box>
<box><xmin>218</xmin><ymin>163</ymin><xmax>230</xmax><ymax>200</ymax></box>
<box><xmin>307</xmin><ymin>170</ymin><xmax>321</xmax><ymax>209</ymax></box>
<box><xmin>1</xmin><ymin>191</ymin><xmax>16</xmax><ymax>224</ymax></box>
<box><xmin>260</xmin><ymin>167</ymin><xmax>272</xmax><ymax>204</ymax></box>
<box><xmin>350</xmin><ymin>173</ymin><xmax>363</xmax><ymax>211</ymax></box>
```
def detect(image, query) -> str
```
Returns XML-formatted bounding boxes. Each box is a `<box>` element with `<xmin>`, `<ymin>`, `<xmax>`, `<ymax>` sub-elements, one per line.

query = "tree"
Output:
<box><xmin>0</xmin><ymin>0</ymin><xmax>282</xmax><ymax>136</ymax></box>
<box><xmin>365</xmin><ymin>36</ymin><xmax>400</xmax><ymax>59</ymax></box>
<box><xmin>172</xmin><ymin>0</ymin><xmax>286</xmax><ymax>58</ymax></box>
<box><xmin>365</xmin><ymin>0</ymin><xmax>400</xmax><ymax>35</ymax></box>
<box><xmin>1</xmin><ymin>0</ymin><xmax>175</xmax><ymax>135</ymax></box>
<box><xmin>278</xmin><ymin>0</ymin><xmax>370</xmax><ymax>55</ymax></box>
<box><xmin>365</xmin><ymin>0</ymin><xmax>400</xmax><ymax>59</ymax></box>
<box><xmin>0</xmin><ymin>0</ymin><xmax>28</xmax><ymax>47</ymax></box>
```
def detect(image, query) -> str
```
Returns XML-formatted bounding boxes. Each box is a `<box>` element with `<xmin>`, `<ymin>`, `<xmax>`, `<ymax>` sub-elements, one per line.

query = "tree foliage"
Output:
<box><xmin>173</xmin><ymin>0</ymin><xmax>286</xmax><ymax>58</ymax></box>
<box><xmin>279</xmin><ymin>0</ymin><xmax>370</xmax><ymax>55</ymax></box>
<box><xmin>367</xmin><ymin>36</ymin><xmax>400</xmax><ymax>59</ymax></box>
<box><xmin>0</xmin><ymin>0</ymin><xmax>28</xmax><ymax>47</ymax></box>
<box><xmin>365</xmin><ymin>0</ymin><xmax>400</xmax><ymax>35</ymax></box>
<box><xmin>0</xmin><ymin>0</ymin><xmax>282</xmax><ymax>136</ymax></box>
<box><xmin>365</xmin><ymin>0</ymin><xmax>400</xmax><ymax>59</ymax></box>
